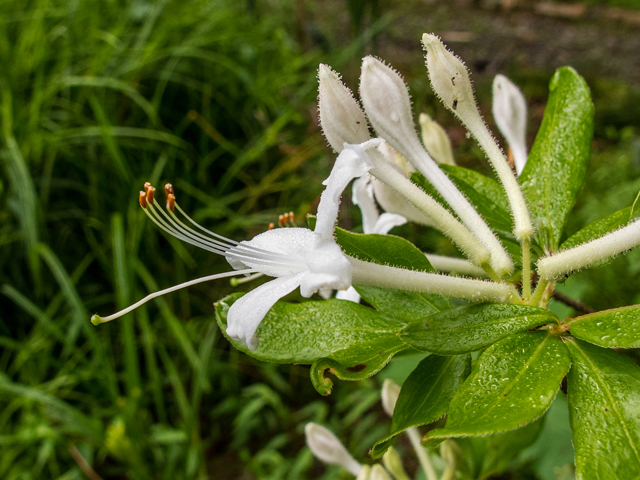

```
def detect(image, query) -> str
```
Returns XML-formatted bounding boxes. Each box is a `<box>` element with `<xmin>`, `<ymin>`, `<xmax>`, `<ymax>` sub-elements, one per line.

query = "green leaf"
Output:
<box><xmin>519</xmin><ymin>67</ymin><xmax>594</xmax><ymax>252</ymax></box>
<box><xmin>565</xmin><ymin>339</ymin><xmax>640</xmax><ymax>480</ymax></box>
<box><xmin>399</xmin><ymin>303</ymin><xmax>559</xmax><ymax>354</ymax></box>
<box><xmin>310</xmin><ymin>337</ymin><xmax>409</xmax><ymax>395</ymax></box>
<box><xmin>370</xmin><ymin>354</ymin><xmax>470</xmax><ymax>458</ymax></box>
<box><xmin>335</xmin><ymin>228</ymin><xmax>452</xmax><ymax>319</ymax></box>
<box><xmin>561</xmin><ymin>206</ymin><xmax>639</xmax><ymax>250</ymax></box>
<box><xmin>216</xmin><ymin>293</ymin><xmax>404</xmax><ymax>364</ymax></box>
<box><xmin>423</xmin><ymin>332</ymin><xmax>571</xmax><ymax>445</ymax></box>
<box><xmin>568</xmin><ymin>304</ymin><xmax>640</xmax><ymax>348</ymax></box>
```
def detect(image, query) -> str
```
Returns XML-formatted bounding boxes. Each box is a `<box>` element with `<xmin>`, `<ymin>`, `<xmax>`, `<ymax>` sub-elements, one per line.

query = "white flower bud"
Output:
<box><xmin>360</xmin><ymin>56</ymin><xmax>513</xmax><ymax>275</ymax></box>
<box><xmin>357</xmin><ymin>465</ymin><xmax>372</xmax><ymax>480</ymax></box>
<box><xmin>382</xmin><ymin>447</ymin><xmax>411</xmax><ymax>480</ymax></box>
<box><xmin>419</xmin><ymin>113</ymin><xmax>455</xmax><ymax>165</ymax></box>
<box><xmin>492</xmin><ymin>74</ymin><xmax>528</xmax><ymax>175</ymax></box>
<box><xmin>370</xmin><ymin>464</ymin><xmax>394</xmax><ymax>480</ymax></box>
<box><xmin>305</xmin><ymin>423</ymin><xmax>362</xmax><ymax>476</ymax></box>
<box><xmin>422</xmin><ymin>33</ymin><xmax>533</xmax><ymax>240</ymax></box>
<box><xmin>318</xmin><ymin>64</ymin><xmax>371</xmax><ymax>153</ymax></box>
<box><xmin>381</xmin><ymin>379</ymin><xmax>401</xmax><ymax>417</ymax></box>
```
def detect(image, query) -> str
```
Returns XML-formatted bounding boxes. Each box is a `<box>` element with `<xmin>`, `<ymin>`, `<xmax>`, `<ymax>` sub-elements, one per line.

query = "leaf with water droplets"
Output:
<box><xmin>370</xmin><ymin>354</ymin><xmax>470</xmax><ymax>458</ymax></box>
<box><xmin>519</xmin><ymin>67</ymin><xmax>594</xmax><ymax>252</ymax></box>
<box><xmin>216</xmin><ymin>293</ymin><xmax>404</xmax><ymax>363</ymax></box>
<box><xmin>422</xmin><ymin>332</ymin><xmax>571</xmax><ymax>444</ymax></box>
<box><xmin>565</xmin><ymin>339</ymin><xmax>640</xmax><ymax>480</ymax></box>
<box><xmin>568</xmin><ymin>304</ymin><xmax>640</xmax><ymax>348</ymax></box>
<box><xmin>399</xmin><ymin>303</ymin><xmax>559</xmax><ymax>354</ymax></box>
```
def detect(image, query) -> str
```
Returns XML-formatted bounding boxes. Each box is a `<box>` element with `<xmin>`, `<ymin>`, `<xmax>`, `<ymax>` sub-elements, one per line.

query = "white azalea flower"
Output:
<box><xmin>305</xmin><ymin>423</ymin><xmax>362</xmax><ymax>476</ymax></box>
<box><xmin>492</xmin><ymin>74</ymin><xmax>528</xmax><ymax>175</ymax></box>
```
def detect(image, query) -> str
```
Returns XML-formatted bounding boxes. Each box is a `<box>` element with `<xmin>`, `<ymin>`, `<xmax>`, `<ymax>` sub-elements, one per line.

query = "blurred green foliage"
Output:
<box><xmin>2</xmin><ymin>0</ymin><xmax>640</xmax><ymax>479</ymax></box>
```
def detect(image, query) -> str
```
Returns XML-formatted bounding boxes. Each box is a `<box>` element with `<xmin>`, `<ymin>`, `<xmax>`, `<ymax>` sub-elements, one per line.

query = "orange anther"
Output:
<box><xmin>283</xmin><ymin>212</ymin><xmax>290</xmax><ymax>224</ymax></box>
<box><xmin>165</xmin><ymin>183</ymin><xmax>174</xmax><ymax>196</ymax></box>
<box><xmin>166</xmin><ymin>193</ymin><xmax>176</xmax><ymax>211</ymax></box>
<box><xmin>278</xmin><ymin>215</ymin><xmax>284</xmax><ymax>227</ymax></box>
<box><xmin>147</xmin><ymin>186</ymin><xmax>156</xmax><ymax>205</ymax></box>
<box><xmin>139</xmin><ymin>191</ymin><xmax>148</xmax><ymax>209</ymax></box>
<box><xmin>289</xmin><ymin>212</ymin><xmax>295</xmax><ymax>224</ymax></box>
<box><xmin>144</xmin><ymin>181</ymin><xmax>152</xmax><ymax>190</ymax></box>
<box><xmin>268</xmin><ymin>223</ymin><xmax>275</xmax><ymax>230</ymax></box>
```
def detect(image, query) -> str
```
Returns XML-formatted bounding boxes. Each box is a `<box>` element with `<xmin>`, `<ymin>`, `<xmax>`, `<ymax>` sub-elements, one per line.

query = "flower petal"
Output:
<box><xmin>301</xmin><ymin>238</ymin><xmax>352</xmax><ymax>297</ymax></box>
<box><xmin>315</xmin><ymin>140</ymin><xmax>380</xmax><ymax>239</ymax></box>
<box><xmin>226</xmin><ymin>273</ymin><xmax>305</xmax><ymax>350</ymax></box>
<box><xmin>352</xmin><ymin>175</ymin><xmax>380</xmax><ymax>234</ymax></box>
<box><xmin>373</xmin><ymin>212</ymin><xmax>407</xmax><ymax>235</ymax></box>
<box><xmin>336</xmin><ymin>286</ymin><xmax>362</xmax><ymax>303</ymax></box>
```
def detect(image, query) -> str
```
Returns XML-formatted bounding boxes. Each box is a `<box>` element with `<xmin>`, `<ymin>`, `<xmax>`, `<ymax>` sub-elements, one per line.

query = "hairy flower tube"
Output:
<box><xmin>305</xmin><ymin>423</ymin><xmax>362</xmax><ymax>476</ymax></box>
<box><xmin>422</xmin><ymin>34</ymin><xmax>533</xmax><ymax>241</ymax></box>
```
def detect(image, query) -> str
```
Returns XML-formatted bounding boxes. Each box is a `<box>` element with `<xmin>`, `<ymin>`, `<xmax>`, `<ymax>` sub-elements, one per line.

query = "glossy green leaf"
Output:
<box><xmin>565</xmin><ymin>339</ymin><xmax>640</xmax><ymax>480</ymax></box>
<box><xmin>311</xmin><ymin>337</ymin><xmax>409</xmax><ymax>395</ymax></box>
<box><xmin>399</xmin><ymin>303</ymin><xmax>559</xmax><ymax>354</ymax></box>
<box><xmin>423</xmin><ymin>332</ymin><xmax>571</xmax><ymax>445</ymax></box>
<box><xmin>456</xmin><ymin>417</ymin><xmax>544</xmax><ymax>479</ymax></box>
<box><xmin>335</xmin><ymin>228</ymin><xmax>452</xmax><ymax>319</ymax></box>
<box><xmin>568</xmin><ymin>304</ymin><xmax>640</xmax><ymax>348</ymax></box>
<box><xmin>519</xmin><ymin>67</ymin><xmax>594</xmax><ymax>251</ymax></box>
<box><xmin>370</xmin><ymin>354</ymin><xmax>470</xmax><ymax>458</ymax></box>
<box><xmin>561</xmin><ymin>206</ymin><xmax>639</xmax><ymax>250</ymax></box>
<box><xmin>216</xmin><ymin>293</ymin><xmax>404</xmax><ymax>363</ymax></box>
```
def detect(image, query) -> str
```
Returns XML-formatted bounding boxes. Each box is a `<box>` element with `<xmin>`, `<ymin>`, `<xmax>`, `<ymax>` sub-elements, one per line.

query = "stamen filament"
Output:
<box><xmin>230</xmin><ymin>272</ymin><xmax>264</xmax><ymax>286</ymax></box>
<box><xmin>91</xmin><ymin>269</ymin><xmax>257</xmax><ymax>325</ymax></box>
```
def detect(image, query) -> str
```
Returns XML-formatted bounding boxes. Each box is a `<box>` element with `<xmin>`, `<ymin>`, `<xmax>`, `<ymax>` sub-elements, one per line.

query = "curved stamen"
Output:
<box><xmin>91</xmin><ymin>269</ymin><xmax>257</xmax><ymax>325</ymax></box>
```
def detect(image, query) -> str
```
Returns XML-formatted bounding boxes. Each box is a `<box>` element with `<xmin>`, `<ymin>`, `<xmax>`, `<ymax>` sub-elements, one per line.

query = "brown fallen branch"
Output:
<box><xmin>552</xmin><ymin>291</ymin><xmax>595</xmax><ymax>315</ymax></box>
<box><xmin>68</xmin><ymin>444</ymin><xmax>104</xmax><ymax>480</ymax></box>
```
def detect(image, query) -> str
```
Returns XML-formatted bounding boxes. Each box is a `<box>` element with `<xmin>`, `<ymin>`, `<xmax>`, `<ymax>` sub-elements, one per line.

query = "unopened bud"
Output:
<box><xmin>371</xmin><ymin>177</ymin><xmax>434</xmax><ymax>227</ymax></box>
<box><xmin>305</xmin><ymin>423</ymin><xmax>362</xmax><ymax>476</ymax></box>
<box><xmin>370</xmin><ymin>464</ymin><xmax>393</xmax><ymax>480</ymax></box>
<box><xmin>419</xmin><ymin>113</ymin><xmax>455</xmax><ymax>165</ymax></box>
<box><xmin>357</xmin><ymin>465</ymin><xmax>372</xmax><ymax>480</ymax></box>
<box><xmin>381</xmin><ymin>379</ymin><xmax>401</xmax><ymax>417</ymax></box>
<box><xmin>382</xmin><ymin>447</ymin><xmax>410</xmax><ymax>480</ymax></box>
<box><xmin>359</xmin><ymin>57</ymin><xmax>424</xmax><ymax>162</ymax></box>
<box><xmin>492</xmin><ymin>74</ymin><xmax>528</xmax><ymax>175</ymax></box>
<box><xmin>318</xmin><ymin>64</ymin><xmax>371</xmax><ymax>152</ymax></box>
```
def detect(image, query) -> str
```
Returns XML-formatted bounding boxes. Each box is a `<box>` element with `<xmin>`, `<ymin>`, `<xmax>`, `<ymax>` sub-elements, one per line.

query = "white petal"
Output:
<box><xmin>381</xmin><ymin>379</ymin><xmax>401</xmax><ymax>417</ymax></box>
<box><xmin>370</xmin><ymin>465</ymin><xmax>393</xmax><ymax>480</ymax></box>
<box><xmin>373</xmin><ymin>213</ymin><xmax>407</xmax><ymax>235</ymax></box>
<box><xmin>305</xmin><ymin>423</ymin><xmax>362</xmax><ymax>476</ymax></box>
<box><xmin>492</xmin><ymin>74</ymin><xmax>528</xmax><ymax>175</ymax></box>
<box><xmin>226</xmin><ymin>273</ymin><xmax>304</xmax><ymax>350</ymax></box>
<box><xmin>300</xmin><ymin>238</ymin><xmax>352</xmax><ymax>297</ymax></box>
<box><xmin>315</xmin><ymin>140</ymin><xmax>380</xmax><ymax>238</ymax></box>
<box><xmin>318</xmin><ymin>64</ymin><xmax>371</xmax><ymax>152</ymax></box>
<box><xmin>357</xmin><ymin>466</ymin><xmax>372</xmax><ymax>480</ymax></box>
<box><xmin>336</xmin><ymin>286</ymin><xmax>361</xmax><ymax>303</ymax></box>
<box><xmin>225</xmin><ymin>227</ymin><xmax>315</xmax><ymax>277</ymax></box>
<box><xmin>352</xmin><ymin>175</ymin><xmax>380</xmax><ymax>234</ymax></box>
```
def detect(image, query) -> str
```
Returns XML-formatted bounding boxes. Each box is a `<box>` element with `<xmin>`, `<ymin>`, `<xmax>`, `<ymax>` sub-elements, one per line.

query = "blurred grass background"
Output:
<box><xmin>1</xmin><ymin>0</ymin><xmax>640</xmax><ymax>479</ymax></box>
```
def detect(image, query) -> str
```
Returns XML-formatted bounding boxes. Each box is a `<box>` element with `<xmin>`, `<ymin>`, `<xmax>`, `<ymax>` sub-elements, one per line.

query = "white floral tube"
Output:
<box><xmin>537</xmin><ymin>220</ymin><xmax>640</xmax><ymax>281</ymax></box>
<box><xmin>349</xmin><ymin>257</ymin><xmax>513</xmax><ymax>303</ymax></box>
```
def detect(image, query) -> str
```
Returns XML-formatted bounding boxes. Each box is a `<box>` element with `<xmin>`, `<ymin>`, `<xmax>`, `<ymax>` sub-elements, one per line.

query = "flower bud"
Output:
<box><xmin>370</xmin><ymin>464</ymin><xmax>393</xmax><ymax>480</ymax></box>
<box><xmin>357</xmin><ymin>465</ymin><xmax>372</xmax><ymax>480</ymax></box>
<box><xmin>381</xmin><ymin>379</ymin><xmax>401</xmax><ymax>417</ymax></box>
<box><xmin>492</xmin><ymin>74</ymin><xmax>528</xmax><ymax>175</ymax></box>
<box><xmin>318</xmin><ymin>64</ymin><xmax>371</xmax><ymax>153</ymax></box>
<box><xmin>359</xmin><ymin>56</ymin><xmax>424</xmax><ymax>162</ymax></box>
<box><xmin>371</xmin><ymin>178</ymin><xmax>434</xmax><ymax>227</ymax></box>
<box><xmin>419</xmin><ymin>113</ymin><xmax>456</xmax><ymax>165</ymax></box>
<box><xmin>382</xmin><ymin>447</ymin><xmax>411</xmax><ymax>480</ymax></box>
<box><xmin>305</xmin><ymin>423</ymin><xmax>362</xmax><ymax>476</ymax></box>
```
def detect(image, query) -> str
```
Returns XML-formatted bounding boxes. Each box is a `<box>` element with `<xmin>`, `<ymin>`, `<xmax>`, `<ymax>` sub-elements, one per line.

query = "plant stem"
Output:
<box><xmin>406</xmin><ymin>428</ymin><xmax>438</xmax><ymax>480</ymax></box>
<box><xmin>529</xmin><ymin>278</ymin><xmax>549</xmax><ymax>306</ymax></box>
<box><xmin>521</xmin><ymin>238</ymin><xmax>531</xmax><ymax>302</ymax></box>
<box><xmin>539</xmin><ymin>281</ymin><xmax>556</xmax><ymax>309</ymax></box>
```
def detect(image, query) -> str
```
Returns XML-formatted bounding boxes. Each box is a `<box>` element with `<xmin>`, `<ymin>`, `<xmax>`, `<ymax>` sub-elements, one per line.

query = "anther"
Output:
<box><xmin>165</xmin><ymin>183</ymin><xmax>174</xmax><ymax>196</ymax></box>
<box><xmin>139</xmin><ymin>191</ymin><xmax>148</xmax><ymax>209</ymax></box>
<box><xmin>167</xmin><ymin>193</ymin><xmax>176</xmax><ymax>212</ymax></box>
<box><xmin>283</xmin><ymin>212</ymin><xmax>290</xmax><ymax>225</ymax></box>
<box><xmin>144</xmin><ymin>181</ymin><xmax>152</xmax><ymax>190</ymax></box>
<box><xmin>268</xmin><ymin>223</ymin><xmax>275</xmax><ymax>230</ymax></box>
<box><xmin>289</xmin><ymin>211</ymin><xmax>295</xmax><ymax>225</ymax></box>
<box><xmin>278</xmin><ymin>215</ymin><xmax>285</xmax><ymax>227</ymax></box>
<box><xmin>146</xmin><ymin>186</ymin><xmax>156</xmax><ymax>205</ymax></box>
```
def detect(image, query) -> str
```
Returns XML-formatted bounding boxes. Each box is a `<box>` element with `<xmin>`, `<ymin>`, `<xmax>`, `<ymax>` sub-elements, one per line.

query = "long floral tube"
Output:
<box><xmin>426</xmin><ymin>254</ymin><xmax>487</xmax><ymax>277</ymax></box>
<box><xmin>367</xmin><ymin>150</ymin><xmax>491</xmax><ymax>267</ymax></box>
<box><xmin>537</xmin><ymin>220</ymin><xmax>640</xmax><ymax>281</ymax></box>
<box><xmin>349</xmin><ymin>257</ymin><xmax>514</xmax><ymax>303</ymax></box>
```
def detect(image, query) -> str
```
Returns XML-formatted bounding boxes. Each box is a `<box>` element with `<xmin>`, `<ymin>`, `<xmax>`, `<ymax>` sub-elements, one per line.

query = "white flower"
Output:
<box><xmin>492</xmin><ymin>74</ymin><xmax>528</xmax><ymax>175</ymax></box>
<box><xmin>91</xmin><ymin>141</ymin><xmax>381</xmax><ymax>351</ymax></box>
<box><xmin>305</xmin><ymin>423</ymin><xmax>362</xmax><ymax>476</ymax></box>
